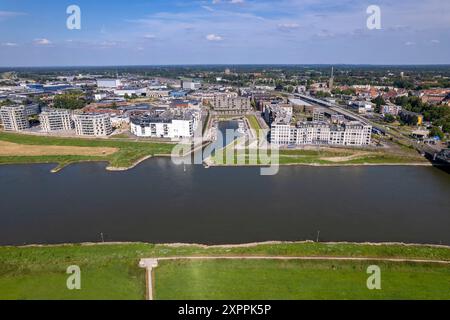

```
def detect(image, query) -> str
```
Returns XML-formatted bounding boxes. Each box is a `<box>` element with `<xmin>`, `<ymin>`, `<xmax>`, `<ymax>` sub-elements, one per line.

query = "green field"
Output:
<box><xmin>211</xmin><ymin>147</ymin><xmax>427</xmax><ymax>166</ymax></box>
<box><xmin>247</xmin><ymin>115</ymin><xmax>262</xmax><ymax>131</ymax></box>
<box><xmin>155</xmin><ymin>259</ymin><xmax>450</xmax><ymax>300</ymax></box>
<box><xmin>0</xmin><ymin>132</ymin><xmax>176</xmax><ymax>170</ymax></box>
<box><xmin>0</xmin><ymin>242</ymin><xmax>449</xmax><ymax>300</ymax></box>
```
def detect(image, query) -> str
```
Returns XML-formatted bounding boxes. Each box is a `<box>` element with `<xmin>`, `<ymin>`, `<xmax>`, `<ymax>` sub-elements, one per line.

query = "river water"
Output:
<box><xmin>0</xmin><ymin>159</ymin><xmax>449</xmax><ymax>245</ymax></box>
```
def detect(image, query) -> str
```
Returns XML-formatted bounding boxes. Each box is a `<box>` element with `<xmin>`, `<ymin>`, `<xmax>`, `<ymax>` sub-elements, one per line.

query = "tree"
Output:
<box><xmin>384</xmin><ymin>114</ymin><xmax>396</xmax><ymax>123</ymax></box>
<box><xmin>430</xmin><ymin>126</ymin><xmax>444</xmax><ymax>140</ymax></box>
<box><xmin>53</xmin><ymin>91</ymin><xmax>86</xmax><ymax>110</ymax></box>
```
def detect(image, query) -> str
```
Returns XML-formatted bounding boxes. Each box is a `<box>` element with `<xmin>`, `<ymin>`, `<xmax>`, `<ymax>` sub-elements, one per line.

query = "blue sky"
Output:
<box><xmin>0</xmin><ymin>0</ymin><xmax>449</xmax><ymax>66</ymax></box>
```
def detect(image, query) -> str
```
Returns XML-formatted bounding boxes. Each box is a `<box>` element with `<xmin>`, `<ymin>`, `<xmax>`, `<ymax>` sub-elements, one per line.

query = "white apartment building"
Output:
<box><xmin>271</xmin><ymin>121</ymin><xmax>372</xmax><ymax>146</ymax></box>
<box><xmin>73</xmin><ymin>113</ymin><xmax>112</xmax><ymax>137</ymax></box>
<box><xmin>381</xmin><ymin>105</ymin><xmax>402</xmax><ymax>116</ymax></box>
<box><xmin>130</xmin><ymin>109</ymin><xmax>200</xmax><ymax>139</ymax></box>
<box><xmin>40</xmin><ymin>108</ymin><xmax>74</xmax><ymax>132</ymax></box>
<box><xmin>0</xmin><ymin>105</ymin><xmax>30</xmax><ymax>131</ymax></box>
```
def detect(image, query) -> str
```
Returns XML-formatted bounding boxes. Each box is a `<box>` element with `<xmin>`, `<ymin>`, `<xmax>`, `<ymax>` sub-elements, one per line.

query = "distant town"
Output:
<box><xmin>0</xmin><ymin>65</ymin><xmax>449</xmax><ymax>166</ymax></box>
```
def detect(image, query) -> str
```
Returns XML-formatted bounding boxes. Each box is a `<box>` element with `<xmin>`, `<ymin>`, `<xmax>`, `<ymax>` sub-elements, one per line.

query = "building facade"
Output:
<box><xmin>73</xmin><ymin>113</ymin><xmax>112</xmax><ymax>136</ymax></box>
<box><xmin>130</xmin><ymin>109</ymin><xmax>199</xmax><ymax>139</ymax></box>
<box><xmin>212</xmin><ymin>94</ymin><xmax>252</xmax><ymax>114</ymax></box>
<box><xmin>0</xmin><ymin>105</ymin><xmax>30</xmax><ymax>131</ymax></box>
<box><xmin>271</xmin><ymin>121</ymin><xmax>372</xmax><ymax>146</ymax></box>
<box><xmin>40</xmin><ymin>108</ymin><xmax>74</xmax><ymax>132</ymax></box>
<box><xmin>97</xmin><ymin>79</ymin><xmax>122</xmax><ymax>88</ymax></box>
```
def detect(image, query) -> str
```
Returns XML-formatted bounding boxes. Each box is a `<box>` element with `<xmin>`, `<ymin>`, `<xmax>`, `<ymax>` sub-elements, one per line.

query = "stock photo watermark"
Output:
<box><xmin>366</xmin><ymin>5</ymin><xmax>381</xmax><ymax>30</ymax></box>
<box><xmin>66</xmin><ymin>265</ymin><xmax>81</xmax><ymax>290</ymax></box>
<box><xmin>367</xmin><ymin>265</ymin><xmax>382</xmax><ymax>290</ymax></box>
<box><xmin>67</xmin><ymin>5</ymin><xmax>81</xmax><ymax>30</ymax></box>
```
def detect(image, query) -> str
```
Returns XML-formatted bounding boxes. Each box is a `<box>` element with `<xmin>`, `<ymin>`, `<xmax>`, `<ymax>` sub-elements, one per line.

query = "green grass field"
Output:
<box><xmin>0</xmin><ymin>132</ymin><xmax>176</xmax><ymax>170</ymax></box>
<box><xmin>0</xmin><ymin>242</ymin><xmax>449</xmax><ymax>300</ymax></box>
<box><xmin>155</xmin><ymin>259</ymin><xmax>450</xmax><ymax>300</ymax></box>
<box><xmin>211</xmin><ymin>147</ymin><xmax>427</xmax><ymax>166</ymax></box>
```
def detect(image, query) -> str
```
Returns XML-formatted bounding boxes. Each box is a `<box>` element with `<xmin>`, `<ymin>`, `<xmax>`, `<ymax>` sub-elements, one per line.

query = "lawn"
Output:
<box><xmin>0</xmin><ymin>132</ymin><xmax>177</xmax><ymax>170</ymax></box>
<box><xmin>155</xmin><ymin>259</ymin><xmax>450</xmax><ymax>300</ymax></box>
<box><xmin>0</xmin><ymin>242</ymin><xmax>449</xmax><ymax>300</ymax></box>
<box><xmin>211</xmin><ymin>146</ymin><xmax>428</xmax><ymax>166</ymax></box>
<box><xmin>246</xmin><ymin>115</ymin><xmax>262</xmax><ymax>131</ymax></box>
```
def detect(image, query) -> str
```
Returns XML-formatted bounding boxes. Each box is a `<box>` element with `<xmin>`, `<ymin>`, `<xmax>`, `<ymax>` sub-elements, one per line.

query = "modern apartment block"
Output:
<box><xmin>212</xmin><ymin>94</ymin><xmax>252</xmax><ymax>114</ymax></box>
<box><xmin>271</xmin><ymin>121</ymin><xmax>372</xmax><ymax>146</ymax></box>
<box><xmin>0</xmin><ymin>105</ymin><xmax>30</xmax><ymax>131</ymax></box>
<box><xmin>73</xmin><ymin>113</ymin><xmax>112</xmax><ymax>137</ymax></box>
<box><xmin>40</xmin><ymin>108</ymin><xmax>74</xmax><ymax>132</ymax></box>
<box><xmin>130</xmin><ymin>108</ymin><xmax>200</xmax><ymax>139</ymax></box>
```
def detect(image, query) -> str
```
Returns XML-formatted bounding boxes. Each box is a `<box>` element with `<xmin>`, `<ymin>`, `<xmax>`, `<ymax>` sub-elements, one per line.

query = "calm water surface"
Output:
<box><xmin>0</xmin><ymin>160</ymin><xmax>449</xmax><ymax>246</ymax></box>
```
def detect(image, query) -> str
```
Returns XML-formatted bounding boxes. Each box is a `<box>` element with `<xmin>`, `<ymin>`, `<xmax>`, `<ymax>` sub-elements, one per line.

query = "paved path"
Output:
<box><xmin>140</xmin><ymin>255</ymin><xmax>450</xmax><ymax>300</ymax></box>
<box><xmin>139</xmin><ymin>259</ymin><xmax>159</xmax><ymax>300</ymax></box>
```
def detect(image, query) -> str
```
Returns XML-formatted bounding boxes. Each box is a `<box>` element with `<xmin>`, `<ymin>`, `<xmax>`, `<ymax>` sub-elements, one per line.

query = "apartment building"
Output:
<box><xmin>271</xmin><ymin>121</ymin><xmax>372</xmax><ymax>146</ymax></box>
<box><xmin>0</xmin><ymin>105</ymin><xmax>30</xmax><ymax>131</ymax></box>
<box><xmin>130</xmin><ymin>108</ymin><xmax>200</xmax><ymax>139</ymax></box>
<box><xmin>73</xmin><ymin>113</ymin><xmax>112</xmax><ymax>136</ymax></box>
<box><xmin>212</xmin><ymin>94</ymin><xmax>252</xmax><ymax>115</ymax></box>
<box><xmin>40</xmin><ymin>108</ymin><xmax>74</xmax><ymax>132</ymax></box>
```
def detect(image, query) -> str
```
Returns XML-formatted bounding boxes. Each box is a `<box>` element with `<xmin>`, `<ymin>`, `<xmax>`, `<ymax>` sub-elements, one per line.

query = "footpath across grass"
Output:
<box><xmin>0</xmin><ymin>242</ymin><xmax>449</xmax><ymax>300</ymax></box>
<box><xmin>0</xmin><ymin>132</ymin><xmax>176</xmax><ymax>170</ymax></box>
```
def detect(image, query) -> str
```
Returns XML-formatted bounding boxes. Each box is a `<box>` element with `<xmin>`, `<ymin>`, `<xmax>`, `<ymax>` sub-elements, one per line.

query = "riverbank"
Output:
<box><xmin>205</xmin><ymin>146</ymin><xmax>431</xmax><ymax>167</ymax></box>
<box><xmin>0</xmin><ymin>131</ymin><xmax>177</xmax><ymax>171</ymax></box>
<box><xmin>1</xmin><ymin>241</ymin><xmax>449</xmax><ymax>300</ymax></box>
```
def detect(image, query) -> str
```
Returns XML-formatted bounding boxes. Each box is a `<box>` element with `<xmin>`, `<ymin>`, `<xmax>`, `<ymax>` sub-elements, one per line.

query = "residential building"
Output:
<box><xmin>271</xmin><ymin>121</ymin><xmax>372</xmax><ymax>146</ymax></box>
<box><xmin>40</xmin><ymin>108</ymin><xmax>74</xmax><ymax>132</ymax></box>
<box><xmin>73</xmin><ymin>113</ymin><xmax>112</xmax><ymax>136</ymax></box>
<box><xmin>312</xmin><ymin>108</ymin><xmax>326</xmax><ymax>122</ymax></box>
<box><xmin>0</xmin><ymin>105</ymin><xmax>30</xmax><ymax>131</ymax></box>
<box><xmin>212</xmin><ymin>94</ymin><xmax>252</xmax><ymax>114</ymax></box>
<box><xmin>130</xmin><ymin>108</ymin><xmax>200</xmax><ymax>139</ymax></box>
<box><xmin>25</xmin><ymin>104</ymin><xmax>41</xmax><ymax>116</ymax></box>
<box><xmin>381</xmin><ymin>105</ymin><xmax>402</xmax><ymax>116</ymax></box>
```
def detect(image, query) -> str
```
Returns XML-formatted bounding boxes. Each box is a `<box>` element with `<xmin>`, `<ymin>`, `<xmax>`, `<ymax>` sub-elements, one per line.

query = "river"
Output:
<box><xmin>0</xmin><ymin>159</ymin><xmax>449</xmax><ymax>246</ymax></box>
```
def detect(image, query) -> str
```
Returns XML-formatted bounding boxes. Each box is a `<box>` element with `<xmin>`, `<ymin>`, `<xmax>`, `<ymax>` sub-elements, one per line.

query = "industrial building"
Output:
<box><xmin>0</xmin><ymin>105</ymin><xmax>30</xmax><ymax>131</ymax></box>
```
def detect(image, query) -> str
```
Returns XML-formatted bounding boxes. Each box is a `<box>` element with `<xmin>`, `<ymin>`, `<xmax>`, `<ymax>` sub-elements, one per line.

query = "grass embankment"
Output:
<box><xmin>212</xmin><ymin>147</ymin><xmax>428</xmax><ymax>166</ymax></box>
<box><xmin>0</xmin><ymin>242</ymin><xmax>449</xmax><ymax>300</ymax></box>
<box><xmin>155</xmin><ymin>259</ymin><xmax>450</xmax><ymax>300</ymax></box>
<box><xmin>0</xmin><ymin>132</ymin><xmax>176</xmax><ymax>170</ymax></box>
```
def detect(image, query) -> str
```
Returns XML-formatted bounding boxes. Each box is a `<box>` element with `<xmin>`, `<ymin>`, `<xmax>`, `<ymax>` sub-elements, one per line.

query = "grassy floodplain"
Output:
<box><xmin>0</xmin><ymin>132</ymin><xmax>176</xmax><ymax>171</ymax></box>
<box><xmin>0</xmin><ymin>242</ymin><xmax>449</xmax><ymax>300</ymax></box>
<box><xmin>211</xmin><ymin>146</ymin><xmax>428</xmax><ymax>166</ymax></box>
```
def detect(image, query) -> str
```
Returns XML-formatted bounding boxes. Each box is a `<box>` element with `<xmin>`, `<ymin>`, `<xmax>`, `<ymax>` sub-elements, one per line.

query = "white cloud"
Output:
<box><xmin>0</xmin><ymin>11</ymin><xmax>26</xmax><ymax>21</ymax></box>
<box><xmin>278</xmin><ymin>23</ymin><xmax>300</xmax><ymax>30</ymax></box>
<box><xmin>430</xmin><ymin>39</ymin><xmax>440</xmax><ymax>44</ymax></box>
<box><xmin>1</xmin><ymin>42</ymin><xmax>18</xmax><ymax>47</ymax></box>
<box><xmin>33</xmin><ymin>38</ymin><xmax>52</xmax><ymax>46</ymax></box>
<box><xmin>206</xmin><ymin>34</ymin><xmax>223</xmax><ymax>41</ymax></box>
<box><xmin>404</xmin><ymin>41</ymin><xmax>416</xmax><ymax>46</ymax></box>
